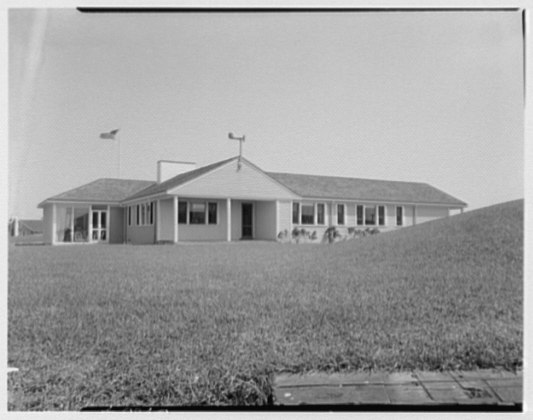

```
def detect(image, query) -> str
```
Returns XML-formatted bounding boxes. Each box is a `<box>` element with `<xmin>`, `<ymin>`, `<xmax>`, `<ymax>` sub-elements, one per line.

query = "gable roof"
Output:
<box><xmin>124</xmin><ymin>156</ymin><xmax>238</xmax><ymax>201</ymax></box>
<box><xmin>38</xmin><ymin>156</ymin><xmax>467</xmax><ymax>208</ymax></box>
<box><xmin>38</xmin><ymin>178</ymin><xmax>155</xmax><ymax>207</ymax></box>
<box><xmin>267</xmin><ymin>172</ymin><xmax>467</xmax><ymax>206</ymax></box>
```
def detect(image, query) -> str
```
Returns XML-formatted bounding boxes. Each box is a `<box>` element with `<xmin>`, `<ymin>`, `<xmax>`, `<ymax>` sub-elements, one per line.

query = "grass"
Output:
<box><xmin>8</xmin><ymin>199</ymin><xmax>523</xmax><ymax>410</ymax></box>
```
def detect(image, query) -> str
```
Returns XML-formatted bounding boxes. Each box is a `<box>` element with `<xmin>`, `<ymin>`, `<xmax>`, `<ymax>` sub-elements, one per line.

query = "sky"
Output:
<box><xmin>8</xmin><ymin>8</ymin><xmax>524</xmax><ymax>219</ymax></box>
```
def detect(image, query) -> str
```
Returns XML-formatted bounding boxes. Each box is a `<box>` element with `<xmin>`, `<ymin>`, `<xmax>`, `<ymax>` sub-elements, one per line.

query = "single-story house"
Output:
<box><xmin>9</xmin><ymin>218</ymin><xmax>43</xmax><ymax>237</ymax></box>
<box><xmin>38</xmin><ymin>156</ymin><xmax>467</xmax><ymax>245</ymax></box>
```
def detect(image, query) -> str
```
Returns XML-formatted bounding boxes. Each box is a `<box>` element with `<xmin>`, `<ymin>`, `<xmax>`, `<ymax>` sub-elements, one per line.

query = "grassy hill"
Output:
<box><xmin>8</xmin><ymin>200</ymin><xmax>523</xmax><ymax>409</ymax></box>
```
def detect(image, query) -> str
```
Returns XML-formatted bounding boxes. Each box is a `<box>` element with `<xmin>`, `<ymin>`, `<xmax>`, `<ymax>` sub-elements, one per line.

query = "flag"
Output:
<box><xmin>100</xmin><ymin>129</ymin><xmax>119</xmax><ymax>140</ymax></box>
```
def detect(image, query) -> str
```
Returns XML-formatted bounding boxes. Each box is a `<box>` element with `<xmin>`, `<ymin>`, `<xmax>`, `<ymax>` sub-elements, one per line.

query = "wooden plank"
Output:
<box><xmin>274</xmin><ymin>384</ymin><xmax>390</xmax><ymax>406</ymax></box>
<box><xmin>274</xmin><ymin>372</ymin><xmax>386</xmax><ymax>388</ymax></box>
<box><xmin>385</xmin><ymin>383</ymin><xmax>434</xmax><ymax>404</ymax></box>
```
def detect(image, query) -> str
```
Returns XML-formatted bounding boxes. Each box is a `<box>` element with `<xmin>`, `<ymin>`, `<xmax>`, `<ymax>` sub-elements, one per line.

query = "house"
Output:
<box><xmin>37</xmin><ymin>156</ymin><xmax>467</xmax><ymax>245</ymax></box>
<box><xmin>9</xmin><ymin>218</ymin><xmax>43</xmax><ymax>237</ymax></box>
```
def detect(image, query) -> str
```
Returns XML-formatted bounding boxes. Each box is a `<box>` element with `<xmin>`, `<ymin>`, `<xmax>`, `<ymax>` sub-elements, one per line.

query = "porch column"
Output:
<box><xmin>51</xmin><ymin>203</ymin><xmax>57</xmax><ymax>245</ymax></box>
<box><xmin>413</xmin><ymin>205</ymin><xmax>417</xmax><ymax>226</ymax></box>
<box><xmin>89</xmin><ymin>205</ymin><xmax>93</xmax><ymax>242</ymax></box>
<box><xmin>275</xmin><ymin>200</ymin><xmax>280</xmax><ymax>237</ymax></box>
<box><xmin>173</xmin><ymin>196</ymin><xmax>178</xmax><ymax>243</ymax></box>
<box><xmin>226</xmin><ymin>198</ymin><xmax>231</xmax><ymax>242</ymax></box>
<box><xmin>460</xmin><ymin>207</ymin><xmax>464</xmax><ymax>214</ymax></box>
<box><xmin>107</xmin><ymin>205</ymin><xmax>111</xmax><ymax>243</ymax></box>
<box><xmin>156</xmin><ymin>199</ymin><xmax>161</xmax><ymax>243</ymax></box>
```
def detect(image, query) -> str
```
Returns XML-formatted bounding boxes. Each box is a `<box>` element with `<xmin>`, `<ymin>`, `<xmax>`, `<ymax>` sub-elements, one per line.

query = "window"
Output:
<box><xmin>365</xmin><ymin>206</ymin><xmax>376</xmax><ymax>225</ymax></box>
<box><xmin>337</xmin><ymin>204</ymin><xmax>345</xmax><ymax>225</ymax></box>
<box><xmin>208</xmin><ymin>202</ymin><xmax>217</xmax><ymax>224</ymax></box>
<box><xmin>189</xmin><ymin>202</ymin><xmax>206</xmax><ymax>224</ymax></box>
<box><xmin>378</xmin><ymin>205</ymin><xmax>385</xmax><ymax>226</ymax></box>
<box><xmin>396</xmin><ymin>206</ymin><xmax>403</xmax><ymax>226</ymax></box>
<box><xmin>301</xmin><ymin>204</ymin><xmax>314</xmax><ymax>225</ymax></box>
<box><xmin>292</xmin><ymin>203</ymin><xmax>299</xmax><ymax>224</ymax></box>
<box><xmin>178</xmin><ymin>202</ymin><xmax>187</xmax><ymax>224</ymax></box>
<box><xmin>150</xmin><ymin>202</ymin><xmax>154</xmax><ymax>225</ymax></box>
<box><xmin>317</xmin><ymin>203</ymin><xmax>325</xmax><ymax>225</ymax></box>
<box><xmin>128</xmin><ymin>206</ymin><xmax>132</xmax><ymax>226</ymax></box>
<box><xmin>141</xmin><ymin>203</ymin><xmax>146</xmax><ymax>225</ymax></box>
<box><xmin>357</xmin><ymin>205</ymin><xmax>364</xmax><ymax>226</ymax></box>
<box><xmin>136</xmin><ymin>205</ymin><xmax>140</xmax><ymax>225</ymax></box>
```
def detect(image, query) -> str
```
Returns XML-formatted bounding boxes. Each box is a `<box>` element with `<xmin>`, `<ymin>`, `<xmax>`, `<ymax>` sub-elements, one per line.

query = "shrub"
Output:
<box><xmin>324</xmin><ymin>226</ymin><xmax>340</xmax><ymax>244</ymax></box>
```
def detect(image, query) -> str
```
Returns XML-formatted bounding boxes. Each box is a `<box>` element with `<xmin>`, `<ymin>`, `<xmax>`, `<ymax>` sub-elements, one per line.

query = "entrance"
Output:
<box><xmin>241</xmin><ymin>203</ymin><xmax>253</xmax><ymax>239</ymax></box>
<box><xmin>92</xmin><ymin>210</ymin><xmax>108</xmax><ymax>242</ymax></box>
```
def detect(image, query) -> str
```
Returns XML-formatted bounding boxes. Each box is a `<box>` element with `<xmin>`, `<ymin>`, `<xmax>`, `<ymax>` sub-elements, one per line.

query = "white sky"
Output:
<box><xmin>8</xmin><ymin>8</ymin><xmax>524</xmax><ymax>218</ymax></box>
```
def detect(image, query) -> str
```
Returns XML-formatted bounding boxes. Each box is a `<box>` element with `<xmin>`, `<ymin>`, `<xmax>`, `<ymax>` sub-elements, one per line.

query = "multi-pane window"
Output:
<box><xmin>178</xmin><ymin>201</ymin><xmax>218</xmax><ymax>225</ymax></box>
<box><xmin>396</xmin><ymin>206</ymin><xmax>403</xmax><ymax>226</ymax></box>
<box><xmin>357</xmin><ymin>205</ymin><xmax>364</xmax><ymax>226</ymax></box>
<box><xmin>293</xmin><ymin>202</ymin><xmax>326</xmax><ymax>225</ymax></box>
<box><xmin>178</xmin><ymin>202</ymin><xmax>187</xmax><ymax>224</ymax></box>
<box><xmin>365</xmin><ymin>206</ymin><xmax>376</xmax><ymax>225</ymax></box>
<box><xmin>189</xmin><ymin>202</ymin><xmax>206</xmax><ymax>224</ymax></box>
<box><xmin>128</xmin><ymin>206</ymin><xmax>132</xmax><ymax>226</ymax></box>
<box><xmin>337</xmin><ymin>204</ymin><xmax>345</xmax><ymax>225</ymax></box>
<box><xmin>378</xmin><ymin>205</ymin><xmax>385</xmax><ymax>226</ymax></box>
<box><xmin>317</xmin><ymin>203</ymin><xmax>325</xmax><ymax>225</ymax></box>
<box><xmin>135</xmin><ymin>202</ymin><xmax>154</xmax><ymax>226</ymax></box>
<box><xmin>208</xmin><ymin>202</ymin><xmax>217</xmax><ymax>224</ymax></box>
<box><xmin>301</xmin><ymin>204</ymin><xmax>315</xmax><ymax>225</ymax></box>
<box><xmin>292</xmin><ymin>203</ymin><xmax>300</xmax><ymax>224</ymax></box>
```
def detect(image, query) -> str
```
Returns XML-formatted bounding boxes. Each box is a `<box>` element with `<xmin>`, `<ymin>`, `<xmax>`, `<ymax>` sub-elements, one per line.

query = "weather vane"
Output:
<box><xmin>228</xmin><ymin>132</ymin><xmax>245</xmax><ymax>169</ymax></box>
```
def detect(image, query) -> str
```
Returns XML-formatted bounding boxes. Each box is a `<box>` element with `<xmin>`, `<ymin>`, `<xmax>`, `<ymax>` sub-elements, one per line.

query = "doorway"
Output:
<box><xmin>241</xmin><ymin>203</ymin><xmax>253</xmax><ymax>239</ymax></box>
<box><xmin>92</xmin><ymin>210</ymin><xmax>108</xmax><ymax>242</ymax></box>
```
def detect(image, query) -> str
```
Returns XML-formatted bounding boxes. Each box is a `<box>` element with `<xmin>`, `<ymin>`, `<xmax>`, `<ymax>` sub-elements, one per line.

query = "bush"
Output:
<box><xmin>324</xmin><ymin>226</ymin><xmax>340</xmax><ymax>244</ymax></box>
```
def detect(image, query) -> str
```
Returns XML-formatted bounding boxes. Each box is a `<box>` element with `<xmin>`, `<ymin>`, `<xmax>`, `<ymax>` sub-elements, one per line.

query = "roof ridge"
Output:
<box><xmin>267</xmin><ymin>171</ymin><xmax>429</xmax><ymax>185</ymax></box>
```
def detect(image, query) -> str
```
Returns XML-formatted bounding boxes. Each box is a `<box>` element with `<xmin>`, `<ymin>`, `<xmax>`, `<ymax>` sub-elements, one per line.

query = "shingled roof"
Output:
<box><xmin>39</xmin><ymin>178</ymin><xmax>155</xmax><ymax>206</ymax></box>
<box><xmin>267</xmin><ymin>172</ymin><xmax>466</xmax><ymax>206</ymax></box>
<box><xmin>39</xmin><ymin>156</ymin><xmax>466</xmax><ymax>207</ymax></box>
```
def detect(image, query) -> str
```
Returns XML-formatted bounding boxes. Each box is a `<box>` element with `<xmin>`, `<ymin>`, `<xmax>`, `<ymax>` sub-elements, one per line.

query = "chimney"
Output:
<box><xmin>157</xmin><ymin>160</ymin><xmax>196</xmax><ymax>183</ymax></box>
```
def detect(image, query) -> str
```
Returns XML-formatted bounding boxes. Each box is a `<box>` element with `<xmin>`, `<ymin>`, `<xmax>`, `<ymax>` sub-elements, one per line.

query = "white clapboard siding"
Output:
<box><xmin>170</xmin><ymin>160</ymin><xmax>299</xmax><ymax>200</ymax></box>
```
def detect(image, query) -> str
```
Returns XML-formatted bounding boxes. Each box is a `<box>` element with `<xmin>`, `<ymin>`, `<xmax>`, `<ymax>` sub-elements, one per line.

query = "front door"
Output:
<box><xmin>241</xmin><ymin>203</ymin><xmax>253</xmax><ymax>239</ymax></box>
<box><xmin>92</xmin><ymin>210</ymin><xmax>108</xmax><ymax>242</ymax></box>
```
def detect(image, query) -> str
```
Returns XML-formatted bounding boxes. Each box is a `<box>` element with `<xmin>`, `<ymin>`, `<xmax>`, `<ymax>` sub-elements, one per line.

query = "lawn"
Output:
<box><xmin>8</xmin><ymin>199</ymin><xmax>523</xmax><ymax>410</ymax></box>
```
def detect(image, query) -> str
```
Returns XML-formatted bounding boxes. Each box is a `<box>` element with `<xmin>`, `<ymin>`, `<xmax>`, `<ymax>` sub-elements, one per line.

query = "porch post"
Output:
<box><xmin>173</xmin><ymin>196</ymin><xmax>178</xmax><ymax>243</ymax></box>
<box><xmin>89</xmin><ymin>205</ymin><xmax>93</xmax><ymax>242</ymax></box>
<box><xmin>460</xmin><ymin>207</ymin><xmax>464</xmax><ymax>214</ymax></box>
<box><xmin>107</xmin><ymin>205</ymin><xmax>111</xmax><ymax>243</ymax></box>
<box><xmin>51</xmin><ymin>203</ymin><xmax>57</xmax><ymax>245</ymax></box>
<box><xmin>156</xmin><ymin>199</ymin><xmax>161</xmax><ymax>243</ymax></box>
<box><xmin>275</xmin><ymin>200</ymin><xmax>279</xmax><ymax>237</ymax></box>
<box><xmin>226</xmin><ymin>198</ymin><xmax>231</xmax><ymax>242</ymax></box>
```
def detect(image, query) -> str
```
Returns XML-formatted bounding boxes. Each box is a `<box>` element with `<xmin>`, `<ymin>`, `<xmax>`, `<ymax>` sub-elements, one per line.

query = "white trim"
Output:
<box><xmin>173</xmin><ymin>196</ymin><xmax>178</xmax><ymax>243</ymax></box>
<box><xmin>51</xmin><ymin>203</ymin><xmax>56</xmax><ymax>244</ymax></box>
<box><xmin>39</xmin><ymin>199</ymin><xmax>122</xmax><ymax>208</ymax></box>
<box><xmin>156</xmin><ymin>199</ymin><xmax>161</xmax><ymax>242</ymax></box>
<box><xmin>121</xmin><ymin>193</ymin><xmax>168</xmax><ymax>206</ymax></box>
<box><xmin>107</xmin><ymin>205</ymin><xmax>111</xmax><ymax>243</ymax></box>
<box><xmin>226</xmin><ymin>198</ymin><xmax>231</xmax><ymax>242</ymax></box>
<box><xmin>275</xmin><ymin>200</ymin><xmax>280</xmax><ymax>236</ymax></box>
<box><xmin>295</xmin><ymin>197</ymin><xmax>466</xmax><ymax>209</ymax></box>
<box><xmin>167</xmin><ymin>157</ymin><xmax>300</xmax><ymax>199</ymax></box>
<box><xmin>88</xmin><ymin>204</ymin><xmax>93</xmax><ymax>242</ymax></box>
